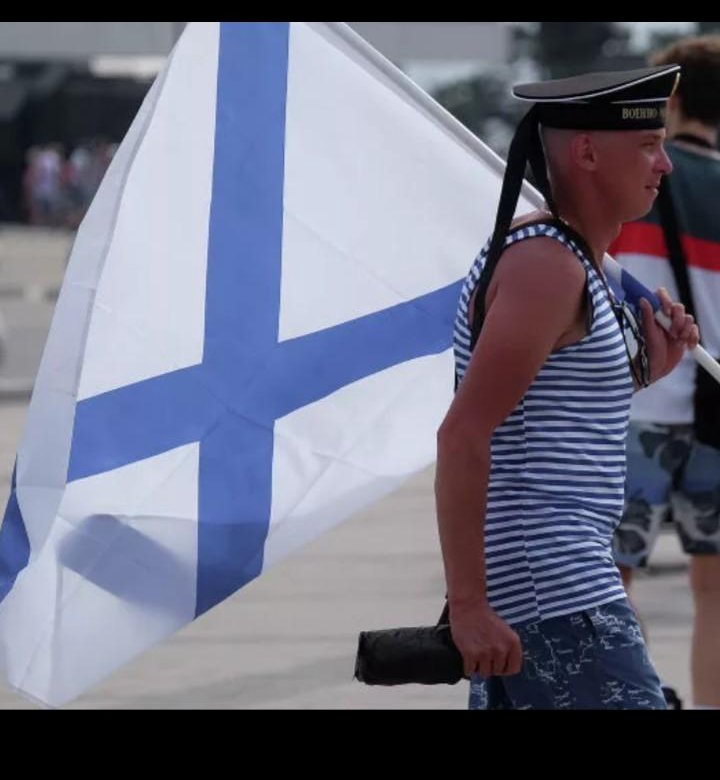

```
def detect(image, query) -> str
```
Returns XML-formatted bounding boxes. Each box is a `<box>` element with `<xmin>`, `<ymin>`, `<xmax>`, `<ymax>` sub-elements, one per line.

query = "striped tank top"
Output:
<box><xmin>453</xmin><ymin>222</ymin><xmax>632</xmax><ymax>625</ymax></box>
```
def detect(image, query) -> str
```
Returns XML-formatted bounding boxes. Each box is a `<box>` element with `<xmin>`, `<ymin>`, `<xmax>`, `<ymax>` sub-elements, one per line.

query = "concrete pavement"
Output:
<box><xmin>0</xmin><ymin>226</ymin><xmax>696</xmax><ymax>709</ymax></box>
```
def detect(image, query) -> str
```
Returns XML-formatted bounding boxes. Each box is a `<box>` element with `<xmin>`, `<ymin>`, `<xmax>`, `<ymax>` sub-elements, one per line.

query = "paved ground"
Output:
<box><xmin>0</xmin><ymin>225</ymin><xmax>696</xmax><ymax>709</ymax></box>
<box><xmin>0</xmin><ymin>226</ymin><xmax>70</xmax><ymax>396</ymax></box>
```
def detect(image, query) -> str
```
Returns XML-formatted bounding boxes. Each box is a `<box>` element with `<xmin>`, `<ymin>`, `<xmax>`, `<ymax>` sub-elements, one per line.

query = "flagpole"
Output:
<box><xmin>603</xmin><ymin>256</ymin><xmax>720</xmax><ymax>385</ymax></box>
<box><xmin>657</xmin><ymin>313</ymin><xmax>720</xmax><ymax>384</ymax></box>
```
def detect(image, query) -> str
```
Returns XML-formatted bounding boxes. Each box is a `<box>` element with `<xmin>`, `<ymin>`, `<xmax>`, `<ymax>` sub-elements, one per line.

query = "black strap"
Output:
<box><xmin>527</xmin><ymin>127</ymin><xmax>558</xmax><ymax>218</ymax></box>
<box><xmin>656</xmin><ymin>177</ymin><xmax>697</xmax><ymax>320</ymax></box>
<box><xmin>470</xmin><ymin>107</ymin><xmax>541</xmax><ymax>350</ymax></box>
<box><xmin>438</xmin><ymin>601</ymin><xmax>450</xmax><ymax>627</ymax></box>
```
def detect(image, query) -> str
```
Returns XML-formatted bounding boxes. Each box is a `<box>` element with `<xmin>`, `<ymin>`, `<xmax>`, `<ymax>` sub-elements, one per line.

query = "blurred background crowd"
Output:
<box><xmin>1</xmin><ymin>22</ymin><xmax>719</xmax><ymax>229</ymax></box>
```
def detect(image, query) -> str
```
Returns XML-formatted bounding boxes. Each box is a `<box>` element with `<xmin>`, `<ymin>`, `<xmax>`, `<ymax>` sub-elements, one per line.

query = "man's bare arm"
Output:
<box><xmin>436</xmin><ymin>238</ymin><xmax>587</xmax><ymax>678</ymax></box>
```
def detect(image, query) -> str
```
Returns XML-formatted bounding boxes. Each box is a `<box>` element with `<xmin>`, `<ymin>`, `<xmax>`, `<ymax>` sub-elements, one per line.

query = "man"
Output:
<box><xmin>611</xmin><ymin>36</ymin><xmax>720</xmax><ymax>710</ymax></box>
<box><xmin>435</xmin><ymin>65</ymin><xmax>700</xmax><ymax>710</ymax></box>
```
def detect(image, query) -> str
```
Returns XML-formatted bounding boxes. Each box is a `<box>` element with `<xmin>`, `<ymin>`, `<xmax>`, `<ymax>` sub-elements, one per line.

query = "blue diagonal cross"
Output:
<box><xmin>0</xmin><ymin>23</ymin><xmax>461</xmax><ymax>617</ymax></box>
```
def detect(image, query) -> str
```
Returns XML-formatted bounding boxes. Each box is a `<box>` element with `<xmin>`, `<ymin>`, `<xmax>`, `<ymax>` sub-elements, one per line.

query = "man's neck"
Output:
<box><xmin>554</xmin><ymin>200</ymin><xmax>620</xmax><ymax>270</ymax></box>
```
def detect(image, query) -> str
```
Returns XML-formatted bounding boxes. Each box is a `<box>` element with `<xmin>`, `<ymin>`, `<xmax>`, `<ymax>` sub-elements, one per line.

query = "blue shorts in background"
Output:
<box><xmin>614</xmin><ymin>422</ymin><xmax>720</xmax><ymax>569</ymax></box>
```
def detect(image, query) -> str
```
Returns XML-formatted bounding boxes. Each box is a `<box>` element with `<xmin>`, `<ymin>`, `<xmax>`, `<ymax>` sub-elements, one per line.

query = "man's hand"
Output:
<box><xmin>450</xmin><ymin>601</ymin><xmax>523</xmax><ymax>679</ymax></box>
<box><xmin>640</xmin><ymin>288</ymin><xmax>700</xmax><ymax>384</ymax></box>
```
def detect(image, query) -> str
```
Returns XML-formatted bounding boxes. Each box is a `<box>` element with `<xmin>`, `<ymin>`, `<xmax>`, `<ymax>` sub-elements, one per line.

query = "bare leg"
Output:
<box><xmin>690</xmin><ymin>556</ymin><xmax>720</xmax><ymax>708</ymax></box>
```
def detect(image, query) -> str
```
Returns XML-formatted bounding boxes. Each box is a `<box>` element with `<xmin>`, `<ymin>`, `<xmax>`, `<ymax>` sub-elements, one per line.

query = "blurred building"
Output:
<box><xmin>0</xmin><ymin>22</ymin><xmax>184</xmax><ymax>59</ymax></box>
<box><xmin>0</xmin><ymin>22</ymin><xmax>506</xmax><ymax>62</ymax></box>
<box><xmin>0</xmin><ymin>22</ymin><xmax>507</xmax><ymax>223</ymax></box>
<box><xmin>349</xmin><ymin>22</ymin><xmax>510</xmax><ymax>91</ymax></box>
<box><xmin>349</xmin><ymin>22</ymin><xmax>508</xmax><ymax>63</ymax></box>
<box><xmin>0</xmin><ymin>24</ymin><xmax>183</xmax><ymax>222</ymax></box>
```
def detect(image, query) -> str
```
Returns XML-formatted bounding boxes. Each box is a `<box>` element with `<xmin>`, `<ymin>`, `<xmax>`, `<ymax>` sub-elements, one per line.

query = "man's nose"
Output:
<box><xmin>658</xmin><ymin>146</ymin><xmax>674</xmax><ymax>176</ymax></box>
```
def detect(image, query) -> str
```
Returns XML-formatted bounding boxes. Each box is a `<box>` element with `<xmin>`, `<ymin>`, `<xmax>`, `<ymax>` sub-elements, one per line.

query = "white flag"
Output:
<box><xmin>0</xmin><ymin>21</ymin><xmax>535</xmax><ymax>708</ymax></box>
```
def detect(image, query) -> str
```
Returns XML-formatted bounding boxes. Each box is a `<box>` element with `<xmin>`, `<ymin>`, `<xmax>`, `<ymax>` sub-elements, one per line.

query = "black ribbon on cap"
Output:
<box><xmin>470</xmin><ymin>107</ymin><xmax>557</xmax><ymax>347</ymax></box>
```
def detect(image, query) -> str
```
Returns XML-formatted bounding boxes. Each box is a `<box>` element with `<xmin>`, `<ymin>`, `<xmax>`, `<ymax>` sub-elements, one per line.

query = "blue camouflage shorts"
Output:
<box><xmin>613</xmin><ymin>422</ymin><xmax>720</xmax><ymax>569</ymax></box>
<box><xmin>469</xmin><ymin>599</ymin><xmax>667</xmax><ymax>710</ymax></box>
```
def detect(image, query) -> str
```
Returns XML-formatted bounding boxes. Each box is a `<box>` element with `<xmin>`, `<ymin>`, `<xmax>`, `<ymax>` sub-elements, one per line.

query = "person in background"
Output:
<box><xmin>612</xmin><ymin>35</ymin><xmax>720</xmax><ymax>710</ymax></box>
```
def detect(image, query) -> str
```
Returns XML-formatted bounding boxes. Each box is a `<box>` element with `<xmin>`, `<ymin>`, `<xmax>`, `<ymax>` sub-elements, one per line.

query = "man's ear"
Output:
<box><xmin>667</xmin><ymin>92</ymin><xmax>684</xmax><ymax>124</ymax></box>
<box><xmin>570</xmin><ymin>133</ymin><xmax>598</xmax><ymax>172</ymax></box>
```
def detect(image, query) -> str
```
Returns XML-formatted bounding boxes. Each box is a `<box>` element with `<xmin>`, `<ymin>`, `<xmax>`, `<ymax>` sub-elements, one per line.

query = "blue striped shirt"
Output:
<box><xmin>454</xmin><ymin>223</ymin><xmax>631</xmax><ymax>625</ymax></box>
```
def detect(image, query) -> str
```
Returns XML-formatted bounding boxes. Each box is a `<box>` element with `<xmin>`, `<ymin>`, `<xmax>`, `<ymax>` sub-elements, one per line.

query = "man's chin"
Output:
<box><xmin>623</xmin><ymin>197</ymin><xmax>657</xmax><ymax>224</ymax></box>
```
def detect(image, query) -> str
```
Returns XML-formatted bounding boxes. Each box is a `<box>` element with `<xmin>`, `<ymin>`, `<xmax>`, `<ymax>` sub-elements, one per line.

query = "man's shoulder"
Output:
<box><xmin>495</xmin><ymin>232</ymin><xmax>586</xmax><ymax>293</ymax></box>
<box><xmin>501</xmin><ymin>228</ymin><xmax>582</xmax><ymax>266</ymax></box>
<box><xmin>509</xmin><ymin>210</ymin><xmax>554</xmax><ymax>232</ymax></box>
<box><xmin>503</xmin><ymin>213</ymin><xmax>582</xmax><ymax>265</ymax></box>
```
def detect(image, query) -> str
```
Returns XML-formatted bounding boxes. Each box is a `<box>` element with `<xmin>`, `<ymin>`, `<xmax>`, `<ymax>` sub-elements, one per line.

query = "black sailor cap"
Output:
<box><xmin>514</xmin><ymin>65</ymin><xmax>681</xmax><ymax>131</ymax></box>
<box><xmin>468</xmin><ymin>65</ymin><xmax>681</xmax><ymax>348</ymax></box>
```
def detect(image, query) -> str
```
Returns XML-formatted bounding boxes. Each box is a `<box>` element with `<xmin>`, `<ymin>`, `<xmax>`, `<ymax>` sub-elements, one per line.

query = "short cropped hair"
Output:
<box><xmin>651</xmin><ymin>35</ymin><xmax>720</xmax><ymax>126</ymax></box>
